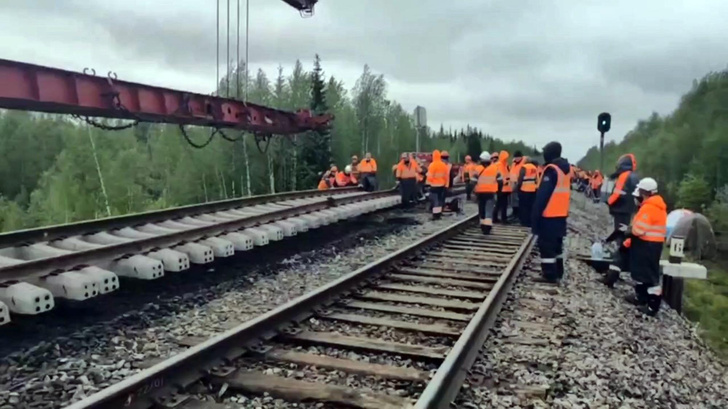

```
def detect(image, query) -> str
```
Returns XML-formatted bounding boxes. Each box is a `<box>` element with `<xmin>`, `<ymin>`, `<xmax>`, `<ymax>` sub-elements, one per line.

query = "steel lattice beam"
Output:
<box><xmin>0</xmin><ymin>59</ymin><xmax>333</xmax><ymax>134</ymax></box>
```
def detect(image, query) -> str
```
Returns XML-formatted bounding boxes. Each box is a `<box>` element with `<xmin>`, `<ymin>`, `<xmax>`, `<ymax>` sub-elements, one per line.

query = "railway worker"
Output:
<box><xmin>494</xmin><ymin>150</ymin><xmax>511</xmax><ymax>224</ymax></box>
<box><xmin>473</xmin><ymin>151</ymin><xmax>499</xmax><ymax>234</ymax></box>
<box><xmin>318</xmin><ymin>165</ymin><xmax>337</xmax><ymax>189</ymax></box>
<box><xmin>441</xmin><ymin>150</ymin><xmax>463</xmax><ymax>214</ymax></box>
<box><xmin>396</xmin><ymin>153</ymin><xmax>419</xmax><ymax>208</ymax></box>
<box><xmin>358</xmin><ymin>152</ymin><xmax>378</xmax><ymax>192</ymax></box>
<box><xmin>531</xmin><ymin>141</ymin><xmax>571</xmax><ymax>283</ymax></box>
<box><xmin>590</xmin><ymin>170</ymin><xmax>604</xmax><ymax>202</ymax></box>
<box><xmin>462</xmin><ymin>155</ymin><xmax>477</xmax><ymax>200</ymax></box>
<box><xmin>335</xmin><ymin>165</ymin><xmax>357</xmax><ymax>187</ymax></box>
<box><xmin>509</xmin><ymin>151</ymin><xmax>525</xmax><ymax>221</ymax></box>
<box><xmin>317</xmin><ymin>172</ymin><xmax>329</xmax><ymax>190</ymax></box>
<box><xmin>516</xmin><ymin>157</ymin><xmax>539</xmax><ymax>227</ymax></box>
<box><xmin>426</xmin><ymin>150</ymin><xmax>449</xmax><ymax>220</ymax></box>
<box><xmin>607</xmin><ymin>154</ymin><xmax>639</xmax><ymax>243</ymax></box>
<box><xmin>350</xmin><ymin>155</ymin><xmax>360</xmax><ymax>180</ymax></box>
<box><xmin>619</xmin><ymin>178</ymin><xmax>667</xmax><ymax>316</ymax></box>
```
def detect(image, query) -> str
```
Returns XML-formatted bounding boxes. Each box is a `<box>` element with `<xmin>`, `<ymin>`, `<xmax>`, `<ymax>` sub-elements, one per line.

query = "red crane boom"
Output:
<box><xmin>0</xmin><ymin>58</ymin><xmax>332</xmax><ymax>135</ymax></box>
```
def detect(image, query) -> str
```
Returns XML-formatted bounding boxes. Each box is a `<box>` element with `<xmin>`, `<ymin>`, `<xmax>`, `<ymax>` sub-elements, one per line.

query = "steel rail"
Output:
<box><xmin>64</xmin><ymin>213</ymin><xmax>480</xmax><ymax>409</ymax></box>
<box><xmin>0</xmin><ymin>186</ymin><xmax>361</xmax><ymax>249</ymax></box>
<box><xmin>0</xmin><ymin>189</ymin><xmax>395</xmax><ymax>282</ymax></box>
<box><xmin>414</xmin><ymin>227</ymin><xmax>535</xmax><ymax>408</ymax></box>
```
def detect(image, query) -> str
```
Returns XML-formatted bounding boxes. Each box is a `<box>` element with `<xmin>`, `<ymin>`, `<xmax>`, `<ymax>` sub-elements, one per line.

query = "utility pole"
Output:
<box><xmin>597</xmin><ymin>112</ymin><xmax>611</xmax><ymax>173</ymax></box>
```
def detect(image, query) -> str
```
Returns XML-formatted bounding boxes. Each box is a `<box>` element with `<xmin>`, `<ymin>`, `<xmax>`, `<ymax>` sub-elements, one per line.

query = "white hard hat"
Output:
<box><xmin>479</xmin><ymin>151</ymin><xmax>490</xmax><ymax>161</ymax></box>
<box><xmin>344</xmin><ymin>165</ymin><xmax>352</xmax><ymax>173</ymax></box>
<box><xmin>634</xmin><ymin>177</ymin><xmax>658</xmax><ymax>196</ymax></box>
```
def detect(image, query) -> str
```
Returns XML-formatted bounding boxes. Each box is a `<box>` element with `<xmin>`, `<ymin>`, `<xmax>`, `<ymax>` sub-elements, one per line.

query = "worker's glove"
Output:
<box><xmin>617</xmin><ymin>223</ymin><xmax>628</xmax><ymax>232</ymax></box>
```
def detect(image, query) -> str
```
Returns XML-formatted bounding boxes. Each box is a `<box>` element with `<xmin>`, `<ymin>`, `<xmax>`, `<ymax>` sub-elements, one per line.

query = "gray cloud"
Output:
<box><xmin>1</xmin><ymin>0</ymin><xmax>728</xmax><ymax>160</ymax></box>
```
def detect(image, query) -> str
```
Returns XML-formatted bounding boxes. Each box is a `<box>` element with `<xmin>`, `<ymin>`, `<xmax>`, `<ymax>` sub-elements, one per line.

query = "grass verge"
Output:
<box><xmin>683</xmin><ymin>260</ymin><xmax>728</xmax><ymax>359</ymax></box>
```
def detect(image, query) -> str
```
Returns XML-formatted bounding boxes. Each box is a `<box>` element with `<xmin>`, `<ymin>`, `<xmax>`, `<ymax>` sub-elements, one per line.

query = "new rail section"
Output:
<box><xmin>0</xmin><ymin>187</ymin><xmax>402</xmax><ymax>325</ymax></box>
<box><xmin>65</xmin><ymin>214</ymin><xmax>533</xmax><ymax>409</ymax></box>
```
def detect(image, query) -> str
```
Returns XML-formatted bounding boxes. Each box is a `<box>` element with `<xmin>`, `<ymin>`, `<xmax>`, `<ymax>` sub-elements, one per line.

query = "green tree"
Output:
<box><xmin>298</xmin><ymin>54</ymin><xmax>332</xmax><ymax>189</ymax></box>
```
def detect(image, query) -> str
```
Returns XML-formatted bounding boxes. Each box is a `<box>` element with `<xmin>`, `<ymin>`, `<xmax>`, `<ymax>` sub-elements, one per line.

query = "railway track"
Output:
<box><xmin>65</xmin><ymin>214</ymin><xmax>533</xmax><ymax>409</ymax></box>
<box><xmin>0</xmin><ymin>187</ymin><xmax>400</xmax><ymax>325</ymax></box>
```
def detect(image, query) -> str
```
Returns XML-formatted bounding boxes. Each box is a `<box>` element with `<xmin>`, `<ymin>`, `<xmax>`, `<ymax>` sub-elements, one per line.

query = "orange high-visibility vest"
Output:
<box><xmin>520</xmin><ymin>163</ymin><xmax>538</xmax><ymax>193</ymax></box>
<box><xmin>510</xmin><ymin>159</ymin><xmax>524</xmax><ymax>190</ymax></box>
<box><xmin>335</xmin><ymin>172</ymin><xmax>352</xmax><ymax>187</ymax></box>
<box><xmin>358</xmin><ymin>159</ymin><xmax>377</xmax><ymax>173</ymax></box>
<box><xmin>630</xmin><ymin>195</ymin><xmax>667</xmax><ymax>243</ymax></box>
<box><xmin>396</xmin><ymin>161</ymin><xmax>418</xmax><ymax>179</ymax></box>
<box><xmin>474</xmin><ymin>164</ymin><xmax>499</xmax><ymax>193</ymax></box>
<box><xmin>542</xmin><ymin>164</ymin><xmax>571</xmax><ymax>218</ymax></box>
<box><xmin>608</xmin><ymin>171</ymin><xmax>631</xmax><ymax>205</ymax></box>
<box><xmin>500</xmin><ymin>164</ymin><xmax>512</xmax><ymax>192</ymax></box>
<box><xmin>427</xmin><ymin>163</ymin><xmax>448</xmax><ymax>187</ymax></box>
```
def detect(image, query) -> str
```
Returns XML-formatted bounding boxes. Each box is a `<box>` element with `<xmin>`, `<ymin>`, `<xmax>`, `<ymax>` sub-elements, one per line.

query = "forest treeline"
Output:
<box><xmin>578</xmin><ymin>69</ymin><xmax>728</xmax><ymax>234</ymax></box>
<box><xmin>0</xmin><ymin>56</ymin><xmax>537</xmax><ymax>232</ymax></box>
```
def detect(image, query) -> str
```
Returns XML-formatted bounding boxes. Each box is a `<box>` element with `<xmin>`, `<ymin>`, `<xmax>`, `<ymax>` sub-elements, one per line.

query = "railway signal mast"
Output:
<box><xmin>597</xmin><ymin>112</ymin><xmax>611</xmax><ymax>173</ymax></box>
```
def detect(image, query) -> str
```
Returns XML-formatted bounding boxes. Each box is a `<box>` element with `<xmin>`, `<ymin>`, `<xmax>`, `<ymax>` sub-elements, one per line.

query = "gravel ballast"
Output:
<box><xmin>0</xmin><ymin>202</ymin><xmax>476</xmax><ymax>408</ymax></box>
<box><xmin>457</xmin><ymin>195</ymin><xmax>728</xmax><ymax>408</ymax></box>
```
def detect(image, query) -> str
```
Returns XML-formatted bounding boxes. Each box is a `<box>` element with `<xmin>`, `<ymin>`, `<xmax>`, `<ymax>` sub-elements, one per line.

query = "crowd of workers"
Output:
<box><xmin>317</xmin><ymin>153</ymin><xmax>379</xmax><ymax>192</ymax></box>
<box><xmin>317</xmin><ymin>144</ymin><xmax>667</xmax><ymax>317</ymax></box>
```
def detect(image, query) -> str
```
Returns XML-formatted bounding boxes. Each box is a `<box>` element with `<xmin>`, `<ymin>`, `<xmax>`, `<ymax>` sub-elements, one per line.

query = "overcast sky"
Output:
<box><xmin>2</xmin><ymin>0</ymin><xmax>727</xmax><ymax>161</ymax></box>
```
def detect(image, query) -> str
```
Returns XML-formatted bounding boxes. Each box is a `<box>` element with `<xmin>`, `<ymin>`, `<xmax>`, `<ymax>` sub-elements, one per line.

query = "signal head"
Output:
<box><xmin>597</xmin><ymin>112</ymin><xmax>611</xmax><ymax>133</ymax></box>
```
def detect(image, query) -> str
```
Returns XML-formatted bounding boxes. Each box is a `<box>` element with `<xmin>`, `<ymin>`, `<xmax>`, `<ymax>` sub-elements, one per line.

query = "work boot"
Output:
<box><xmin>538</xmin><ymin>262</ymin><xmax>559</xmax><ymax>284</ymax></box>
<box><xmin>556</xmin><ymin>258</ymin><xmax>565</xmax><ymax>280</ymax></box>
<box><xmin>600</xmin><ymin>269</ymin><xmax>619</xmax><ymax>288</ymax></box>
<box><xmin>432</xmin><ymin>213</ymin><xmax>442</xmax><ymax>221</ymax></box>
<box><xmin>638</xmin><ymin>295</ymin><xmax>661</xmax><ymax>317</ymax></box>
<box><xmin>625</xmin><ymin>284</ymin><xmax>648</xmax><ymax>305</ymax></box>
<box><xmin>480</xmin><ymin>225</ymin><xmax>492</xmax><ymax>235</ymax></box>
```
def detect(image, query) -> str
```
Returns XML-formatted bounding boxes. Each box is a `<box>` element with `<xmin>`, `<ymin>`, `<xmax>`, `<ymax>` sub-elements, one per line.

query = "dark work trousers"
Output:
<box><xmin>629</xmin><ymin>239</ymin><xmax>662</xmax><ymax>286</ymax></box>
<box><xmin>439</xmin><ymin>187</ymin><xmax>447</xmax><ymax>205</ymax></box>
<box><xmin>592</xmin><ymin>188</ymin><xmax>600</xmax><ymax>200</ymax></box>
<box><xmin>625</xmin><ymin>238</ymin><xmax>664</xmax><ymax>314</ymax></box>
<box><xmin>361</xmin><ymin>174</ymin><xmax>378</xmax><ymax>192</ymax></box>
<box><xmin>476</xmin><ymin>193</ymin><xmax>495</xmax><ymax>234</ymax></box>
<box><xmin>465</xmin><ymin>182</ymin><xmax>474</xmax><ymax>200</ymax></box>
<box><xmin>518</xmin><ymin>191</ymin><xmax>535</xmax><ymax>227</ymax></box>
<box><xmin>538</xmin><ymin>235</ymin><xmax>564</xmax><ymax>281</ymax></box>
<box><xmin>399</xmin><ymin>178</ymin><xmax>417</xmax><ymax>208</ymax></box>
<box><xmin>430</xmin><ymin>186</ymin><xmax>445</xmax><ymax>219</ymax></box>
<box><xmin>494</xmin><ymin>192</ymin><xmax>510</xmax><ymax>223</ymax></box>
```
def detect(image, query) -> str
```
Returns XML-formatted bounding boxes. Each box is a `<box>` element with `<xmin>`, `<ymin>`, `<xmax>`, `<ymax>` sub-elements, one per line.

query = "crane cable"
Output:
<box><xmin>180</xmin><ymin>0</ymin><xmax>242</xmax><ymax>148</ymax></box>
